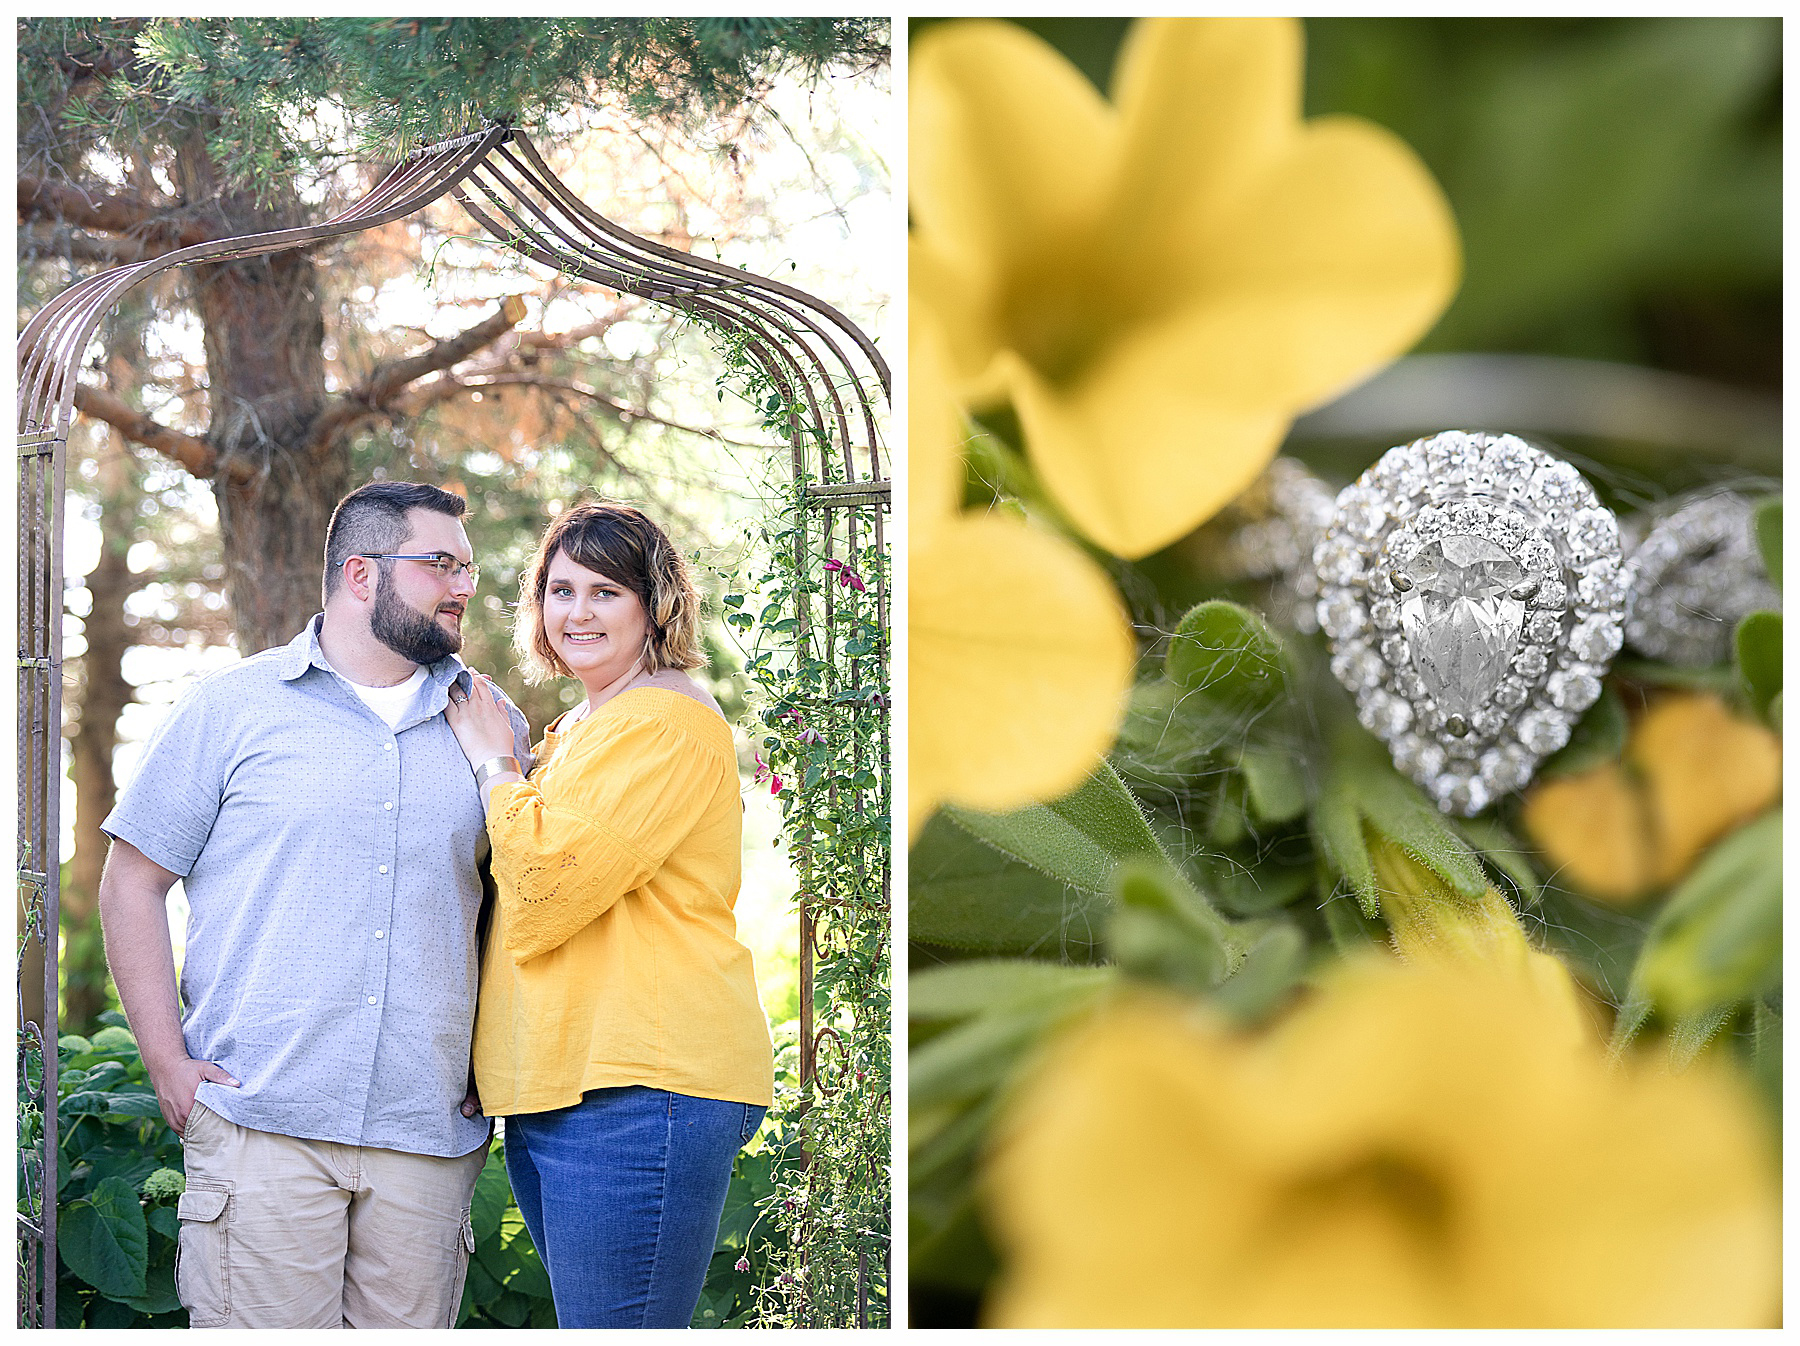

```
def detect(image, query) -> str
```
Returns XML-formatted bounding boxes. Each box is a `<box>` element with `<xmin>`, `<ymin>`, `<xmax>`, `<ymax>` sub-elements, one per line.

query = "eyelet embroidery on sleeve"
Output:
<box><xmin>517</xmin><ymin>853</ymin><xmax>579</xmax><ymax>905</ymax></box>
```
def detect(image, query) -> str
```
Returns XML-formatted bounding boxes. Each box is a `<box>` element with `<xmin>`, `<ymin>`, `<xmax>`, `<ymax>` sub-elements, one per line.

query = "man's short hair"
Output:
<box><xmin>322</xmin><ymin>481</ymin><xmax>468</xmax><ymax>603</ymax></box>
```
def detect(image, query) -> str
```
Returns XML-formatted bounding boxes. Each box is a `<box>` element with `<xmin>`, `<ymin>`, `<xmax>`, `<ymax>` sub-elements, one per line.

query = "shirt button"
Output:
<box><xmin>383</xmin><ymin>742</ymin><xmax>394</xmax><ymax>752</ymax></box>
<box><xmin>384</xmin><ymin>802</ymin><xmax>393</xmax><ymax>810</ymax></box>
<box><xmin>378</xmin><ymin>865</ymin><xmax>388</xmax><ymax>874</ymax></box>
<box><xmin>367</xmin><ymin>996</ymin><xmax>377</xmax><ymax>1005</ymax></box>
<box><xmin>375</xmin><ymin>930</ymin><xmax>385</xmax><ymax>939</ymax></box>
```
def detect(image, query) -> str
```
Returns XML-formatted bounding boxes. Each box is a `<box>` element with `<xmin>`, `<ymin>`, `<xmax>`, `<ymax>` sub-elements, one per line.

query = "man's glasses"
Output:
<box><xmin>350</xmin><ymin>553</ymin><xmax>480</xmax><ymax>583</ymax></box>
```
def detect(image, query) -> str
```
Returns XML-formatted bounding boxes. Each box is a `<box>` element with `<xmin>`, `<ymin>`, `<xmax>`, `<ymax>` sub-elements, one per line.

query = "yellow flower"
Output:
<box><xmin>983</xmin><ymin>962</ymin><xmax>1779</xmax><ymax>1327</ymax></box>
<box><xmin>911</xmin><ymin>18</ymin><xmax>1460</xmax><ymax>558</ymax></box>
<box><xmin>1521</xmin><ymin>692</ymin><xmax>1781</xmax><ymax>904</ymax></box>
<box><xmin>909</xmin><ymin>316</ymin><xmax>1134</xmax><ymax>838</ymax></box>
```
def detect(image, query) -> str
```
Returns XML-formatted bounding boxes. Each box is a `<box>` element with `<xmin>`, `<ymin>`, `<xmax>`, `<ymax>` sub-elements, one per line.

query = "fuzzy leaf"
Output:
<box><xmin>1456</xmin><ymin>817</ymin><xmax>1544</xmax><ymax>907</ymax></box>
<box><xmin>910</xmin><ymin>813</ymin><xmax>1105</xmax><ymax>959</ymax></box>
<box><xmin>1239</xmin><ymin>747</ymin><xmax>1308</xmax><ymax>823</ymax></box>
<box><xmin>1327</xmin><ymin>730</ymin><xmax>1488</xmax><ymax>905</ymax></box>
<box><xmin>943</xmin><ymin>759</ymin><xmax>1171</xmax><ymax>894</ymax></box>
<box><xmin>1735</xmin><ymin>610</ymin><xmax>1781</xmax><ymax>719</ymax></box>
<box><xmin>1668</xmin><ymin>1003</ymin><xmax>1737</xmax><ymax>1070</ymax></box>
<box><xmin>1310</xmin><ymin>785</ymin><xmax>1376</xmax><ymax>916</ymax></box>
<box><xmin>1165</xmin><ymin>600</ymin><xmax>1287</xmax><ymax>713</ymax></box>
<box><xmin>1214</xmin><ymin>923</ymin><xmax>1308</xmax><ymax>1021</ymax></box>
<box><xmin>909</xmin><ymin>960</ymin><xmax>1114</xmax><ymax>1022</ymax></box>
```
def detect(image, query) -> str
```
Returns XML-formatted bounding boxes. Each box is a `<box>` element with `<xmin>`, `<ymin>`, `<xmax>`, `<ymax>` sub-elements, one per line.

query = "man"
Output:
<box><xmin>99</xmin><ymin>481</ymin><xmax>530</xmax><ymax>1328</ymax></box>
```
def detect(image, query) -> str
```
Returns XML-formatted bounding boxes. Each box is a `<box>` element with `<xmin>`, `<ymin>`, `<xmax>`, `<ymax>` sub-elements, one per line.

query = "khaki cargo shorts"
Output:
<box><xmin>176</xmin><ymin>1100</ymin><xmax>486</xmax><ymax>1329</ymax></box>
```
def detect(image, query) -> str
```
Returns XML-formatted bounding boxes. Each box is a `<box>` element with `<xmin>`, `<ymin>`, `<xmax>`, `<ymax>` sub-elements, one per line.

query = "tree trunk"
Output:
<box><xmin>62</xmin><ymin>442</ymin><xmax>137</xmax><ymax>1037</ymax></box>
<box><xmin>176</xmin><ymin>129</ymin><xmax>344</xmax><ymax>653</ymax></box>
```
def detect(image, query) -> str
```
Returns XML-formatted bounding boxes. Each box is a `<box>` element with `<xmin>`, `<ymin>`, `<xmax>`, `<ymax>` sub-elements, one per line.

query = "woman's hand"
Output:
<box><xmin>445</xmin><ymin>673</ymin><xmax>519</xmax><ymax>767</ymax></box>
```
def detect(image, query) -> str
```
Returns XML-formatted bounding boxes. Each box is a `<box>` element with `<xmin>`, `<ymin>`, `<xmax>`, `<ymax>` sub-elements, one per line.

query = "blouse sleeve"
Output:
<box><xmin>484</xmin><ymin>707</ymin><xmax>730</xmax><ymax>962</ymax></box>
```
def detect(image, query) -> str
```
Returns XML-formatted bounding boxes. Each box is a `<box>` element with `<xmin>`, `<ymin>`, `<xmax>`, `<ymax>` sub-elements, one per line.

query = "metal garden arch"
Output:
<box><xmin>18</xmin><ymin>122</ymin><xmax>890</xmax><ymax>1327</ymax></box>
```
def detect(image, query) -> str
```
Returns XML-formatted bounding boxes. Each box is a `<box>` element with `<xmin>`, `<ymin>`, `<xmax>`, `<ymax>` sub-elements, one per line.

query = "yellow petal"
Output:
<box><xmin>1107</xmin><ymin>17</ymin><xmax>1300</xmax><ymax>244</ymax></box>
<box><xmin>910</xmin><ymin>239</ymin><xmax>1008</xmax><ymax>403</ymax></box>
<box><xmin>1005</xmin><ymin>341</ymin><xmax>1288</xmax><ymax>559</ymax></box>
<box><xmin>1143</xmin><ymin>116</ymin><xmax>1462</xmax><ymax>413</ymax></box>
<box><xmin>985</xmin><ymin>967</ymin><xmax>1779</xmax><ymax>1327</ymax></box>
<box><xmin>910</xmin><ymin>20</ymin><xmax>1114</xmax><ymax>271</ymax></box>
<box><xmin>909</xmin><ymin>513</ymin><xmax>1134</xmax><ymax>836</ymax></box>
<box><xmin>1628</xmin><ymin>692</ymin><xmax>1782</xmax><ymax>886</ymax></box>
<box><xmin>1520</xmin><ymin>763</ymin><xmax>1656</xmax><ymax>905</ymax></box>
<box><xmin>908</xmin><ymin>307</ymin><xmax>966</xmax><ymax>536</ymax></box>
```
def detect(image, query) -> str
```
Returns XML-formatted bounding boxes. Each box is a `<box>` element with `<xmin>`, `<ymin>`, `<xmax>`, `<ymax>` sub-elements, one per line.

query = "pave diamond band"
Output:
<box><xmin>1624</xmin><ymin>489</ymin><xmax>1779</xmax><ymax>667</ymax></box>
<box><xmin>1314</xmin><ymin>431</ymin><xmax>1629</xmax><ymax>816</ymax></box>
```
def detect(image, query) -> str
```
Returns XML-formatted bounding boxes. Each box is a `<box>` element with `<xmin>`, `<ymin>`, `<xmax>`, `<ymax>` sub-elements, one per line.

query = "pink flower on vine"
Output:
<box><xmin>798</xmin><ymin>727</ymin><xmax>823</xmax><ymax>745</ymax></box>
<box><xmin>754</xmin><ymin>751</ymin><xmax>782</xmax><ymax>793</ymax></box>
<box><xmin>735</xmin><ymin>1256</ymin><xmax>751</xmax><ymax>1273</ymax></box>
<box><xmin>823</xmin><ymin>558</ymin><xmax>868</xmax><ymax>592</ymax></box>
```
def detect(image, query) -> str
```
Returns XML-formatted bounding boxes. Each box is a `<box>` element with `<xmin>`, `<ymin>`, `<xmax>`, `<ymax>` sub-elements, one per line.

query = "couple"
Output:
<box><xmin>98</xmin><ymin>481</ymin><xmax>774</xmax><ymax>1329</ymax></box>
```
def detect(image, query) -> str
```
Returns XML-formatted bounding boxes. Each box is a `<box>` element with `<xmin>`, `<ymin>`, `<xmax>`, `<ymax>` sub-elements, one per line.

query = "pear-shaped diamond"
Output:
<box><xmin>1398</xmin><ymin>534</ymin><xmax>1526</xmax><ymax>717</ymax></box>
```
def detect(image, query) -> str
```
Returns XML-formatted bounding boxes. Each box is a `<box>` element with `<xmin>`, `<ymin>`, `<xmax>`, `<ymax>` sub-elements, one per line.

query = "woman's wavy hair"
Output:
<box><xmin>514</xmin><ymin>500</ymin><xmax>704</xmax><ymax>683</ymax></box>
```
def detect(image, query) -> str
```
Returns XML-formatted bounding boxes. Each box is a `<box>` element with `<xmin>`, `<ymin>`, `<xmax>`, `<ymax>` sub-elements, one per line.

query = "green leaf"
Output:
<box><xmin>99</xmin><ymin>1092</ymin><xmax>167</xmax><ymax>1120</ymax></box>
<box><xmin>943</xmin><ymin>760</ymin><xmax>1171</xmax><ymax>894</ymax></box>
<box><xmin>1107</xmin><ymin>861</ymin><xmax>1247</xmax><ymax>993</ymax></box>
<box><xmin>1214</xmin><ymin>923</ymin><xmax>1309</xmax><ymax>1022</ymax></box>
<box><xmin>1668</xmin><ymin>1003</ymin><xmax>1736</xmax><ymax>1071</ymax></box>
<box><xmin>1316</xmin><ymin>726</ymin><xmax>1487</xmax><ymax>916</ymax></box>
<box><xmin>1751</xmin><ymin>998</ymin><xmax>1780</xmax><ymax>1120</ymax></box>
<box><xmin>910</xmin><ymin>1006</ymin><xmax>1068</xmax><ymax>1111</ymax></box>
<box><xmin>908</xmin><ymin>960</ymin><xmax>1114</xmax><ymax>1023</ymax></box>
<box><xmin>88</xmin><ymin>1026</ymin><xmax>140</xmax><ymax>1057</ymax></box>
<box><xmin>58</xmin><ymin>1175</ymin><xmax>148</xmax><ymax>1299</ymax></box>
<box><xmin>1456</xmin><ymin>817</ymin><xmax>1544</xmax><ymax>907</ymax></box>
<box><xmin>471</xmin><ymin>1148</ymin><xmax>511</xmax><ymax>1244</ymax></box>
<box><xmin>1165</xmin><ymin>600</ymin><xmax>1288</xmax><ymax>713</ymax></box>
<box><xmin>120</xmin><ymin>1261</ymin><xmax>181</xmax><ymax>1315</ymax></box>
<box><xmin>1633</xmin><ymin>809</ymin><xmax>1781</xmax><ymax>1019</ymax></box>
<box><xmin>909</xmin><ymin>813</ymin><xmax>1106</xmax><ymax>959</ymax></box>
<box><xmin>146</xmin><ymin>1205</ymin><xmax>180</xmax><ymax>1243</ymax></box>
<box><xmin>1753</xmin><ymin>496</ymin><xmax>1780</xmax><ymax>587</ymax></box>
<box><xmin>1239</xmin><ymin>747</ymin><xmax>1307</xmax><ymax>823</ymax></box>
<box><xmin>1310</xmin><ymin>785</ymin><xmax>1375</xmax><ymax>917</ymax></box>
<box><xmin>1735</xmin><ymin>610</ymin><xmax>1781</xmax><ymax>719</ymax></box>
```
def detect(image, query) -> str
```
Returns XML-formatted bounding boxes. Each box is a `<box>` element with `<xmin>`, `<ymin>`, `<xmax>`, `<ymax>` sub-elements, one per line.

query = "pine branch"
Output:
<box><xmin>72</xmin><ymin>384</ymin><xmax>242</xmax><ymax>481</ymax></box>
<box><xmin>306</xmin><ymin>295</ymin><xmax>528</xmax><ymax>454</ymax></box>
<box><xmin>18</xmin><ymin>175</ymin><xmax>218</xmax><ymax>249</ymax></box>
<box><xmin>20</xmin><ymin>224</ymin><xmax>151</xmax><ymax>266</ymax></box>
<box><xmin>396</xmin><ymin>371</ymin><xmax>764</xmax><ymax>448</ymax></box>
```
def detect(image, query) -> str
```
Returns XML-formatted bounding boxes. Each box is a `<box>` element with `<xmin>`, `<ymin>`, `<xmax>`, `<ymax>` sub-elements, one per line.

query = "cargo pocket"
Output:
<box><xmin>447</xmin><ymin>1208</ymin><xmax>476</xmax><ymax>1327</ymax></box>
<box><xmin>175</xmin><ymin>1184</ymin><xmax>232</xmax><ymax>1327</ymax></box>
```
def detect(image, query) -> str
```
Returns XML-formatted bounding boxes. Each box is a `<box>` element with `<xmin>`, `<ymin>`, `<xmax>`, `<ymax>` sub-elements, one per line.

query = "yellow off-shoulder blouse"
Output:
<box><xmin>471</xmin><ymin>687</ymin><xmax>774</xmax><ymax>1113</ymax></box>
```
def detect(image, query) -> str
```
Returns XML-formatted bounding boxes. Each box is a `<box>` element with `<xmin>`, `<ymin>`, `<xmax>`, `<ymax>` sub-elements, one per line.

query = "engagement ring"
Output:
<box><xmin>1623</xmin><ymin>489</ymin><xmax>1779</xmax><ymax>668</ymax></box>
<box><xmin>1314</xmin><ymin>431</ymin><xmax>1628</xmax><ymax>816</ymax></box>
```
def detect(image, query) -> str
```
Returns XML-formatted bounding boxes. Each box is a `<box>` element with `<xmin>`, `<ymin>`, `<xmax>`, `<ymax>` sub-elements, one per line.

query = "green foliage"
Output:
<box><xmin>1165</xmin><ymin>599</ymin><xmax>1289</xmax><ymax>714</ymax></box>
<box><xmin>44</xmin><ymin>1014</ymin><xmax>186</xmax><ymax>1328</ymax></box>
<box><xmin>22</xmin><ymin>18</ymin><xmax>889</xmax><ymax>199</ymax></box>
<box><xmin>1735</xmin><ymin>610</ymin><xmax>1781</xmax><ymax>721</ymax></box>
<box><xmin>712</xmin><ymin>332</ymin><xmax>890</xmax><ymax>1326</ymax></box>
<box><xmin>43</xmin><ymin>1020</ymin><xmax>796</xmax><ymax>1329</ymax></box>
<box><xmin>1753</xmin><ymin>497</ymin><xmax>1780</xmax><ymax>587</ymax></box>
<box><xmin>1618</xmin><ymin>810</ymin><xmax>1781</xmax><ymax>1034</ymax></box>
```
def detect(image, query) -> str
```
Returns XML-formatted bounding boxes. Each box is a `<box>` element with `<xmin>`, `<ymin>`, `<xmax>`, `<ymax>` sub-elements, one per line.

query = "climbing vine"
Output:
<box><xmin>713</xmin><ymin>328</ymin><xmax>891</xmax><ymax>1327</ymax></box>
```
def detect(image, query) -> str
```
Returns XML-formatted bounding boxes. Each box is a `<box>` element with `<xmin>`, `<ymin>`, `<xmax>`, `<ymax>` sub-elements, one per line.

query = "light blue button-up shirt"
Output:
<box><xmin>103</xmin><ymin>615</ymin><xmax>530</xmax><ymax>1157</ymax></box>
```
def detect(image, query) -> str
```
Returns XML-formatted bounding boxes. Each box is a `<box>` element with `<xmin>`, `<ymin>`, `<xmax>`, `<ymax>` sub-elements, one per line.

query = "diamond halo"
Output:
<box><xmin>1315</xmin><ymin>431</ymin><xmax>1628</xmax><ymax>815</ymax></box>
<box><xmin>1624</xmin><ymin>489</ymin><xmax>1779</xmax><ymax>667</ymax></box>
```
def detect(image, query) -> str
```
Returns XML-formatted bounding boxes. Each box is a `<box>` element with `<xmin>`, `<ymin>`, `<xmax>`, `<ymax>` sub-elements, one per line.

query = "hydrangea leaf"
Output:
<box><xmin>58</xmin><ymin>1176</ymin><xmax>148</xmax><ymax>1300</ymax></box>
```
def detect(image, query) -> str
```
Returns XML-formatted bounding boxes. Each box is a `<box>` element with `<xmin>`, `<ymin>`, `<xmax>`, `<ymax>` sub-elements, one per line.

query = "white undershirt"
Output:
<box><xmin>329</xmin><ymin>662</ymin><xmax>428</xmax><ymax>729</ymax></box>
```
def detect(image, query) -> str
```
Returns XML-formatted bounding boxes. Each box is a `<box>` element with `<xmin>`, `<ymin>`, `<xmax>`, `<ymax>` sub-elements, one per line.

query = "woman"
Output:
<box><xmin>444</xmin><ymin>500</ymin><xmax>773</xmax><ymax>1329</ymax></box>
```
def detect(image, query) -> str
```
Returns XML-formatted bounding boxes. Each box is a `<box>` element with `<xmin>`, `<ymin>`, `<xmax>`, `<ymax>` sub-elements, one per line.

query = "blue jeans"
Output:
<box><xmin>503</xmin><ymin>1087</ymin><xmax>766</xmax><ymax>1329</ymax></box>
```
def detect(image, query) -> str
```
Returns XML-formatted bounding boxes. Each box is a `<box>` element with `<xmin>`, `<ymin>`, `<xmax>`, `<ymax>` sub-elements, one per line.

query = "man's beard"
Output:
<box><xmin>370</xmin><ymin>573</ymin><xmax>462</xmax><ymax>665</ymax></box>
